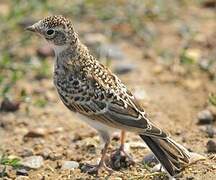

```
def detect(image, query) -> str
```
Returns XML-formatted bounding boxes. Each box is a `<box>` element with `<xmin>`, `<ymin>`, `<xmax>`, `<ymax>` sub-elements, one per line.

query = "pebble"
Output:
<box><xmin>21</xmin><ymin>156</ymin><xmax>44</xmax><ymax>169</ymax></box>
<box><xmin>20</xmin><ymin>149</ymin><xmax>34</xmax><ymax>157</ymax></box>
<box><xmin>129</xmin><ymin>142</ymin><xmax>148</xmax><ymax>149</ymax></box>
<box><xmin>151</xmin><ymin>164</ymin><xmax>165</xmax><ymax>173</ymax></box>
<box><xmin>40</xmin><ymin>148</ymin><xmax>52</xmax><ymax>159</ymax></box>
<box><xmin>48</xmin><ymin>152</ymin><xmax>63</xmax><ymax>161</ymax></box>
<box><xmin>207</xmin><ymin>140</ymin><xmax>216</xmax><ymax>153</ymax></box>
<box><xmin>114</xmin><ymin>63</ymin><xmax>136</xmax><ymax>74</ymax></box>
<box><xmin>143</xmin><ymin>153</ymin><xmax>158</xmax><ymax>166</ymax></box>
<box><xmin>16</xmin><ymin>176</ymin><xmax>29</xmax><ymax>180</ymax></box>
<box><xmin>0</xmin><ymin>98</ymin><xmax>20</xmax><ymax>112</ymax></box>
<box><xmin>205</xmin><ymin>125</ymin><xmax>216</xmax><ymax>138</ymax></box>
<box><xmin>24</xmin><ymin>128</ymin><xmax>47</xmax><ymax>138</ymax></box>
<box><xmin>0</xmin><ymin>165</ymin><xmax>6</xmax><ymax>176</ymax></box>
<box><xmin>16</xmin><ymin>168</ymin><xmax>29</xmax><ymax>176</ymax></box>
<box><xmin>152</xmin><ymin>65</ymin><xmax>163</xmax><ymax>75</ymax></box>
<box><xmin>199</xmin><ymin>59</ymin><xmax>211</xmax><ymax>71</ymax></box>
<box><xmin>189</xmin><ymin>152</ymin><xmax>206</xmax><ymax>162</ymax></box>
<box><xmin>61</xmin><ymin>161</ymin><xmax>79</xmax><ymax>170</ymax></box>
<box><xmin>186</xmin><ymin>176</ymin><xmax>194</xmax><ymax>180</ymax></box>
<box><xmin>197</xmin><ymin>109</ymin><xmax>214</xmax><ymax>125</ymax></box>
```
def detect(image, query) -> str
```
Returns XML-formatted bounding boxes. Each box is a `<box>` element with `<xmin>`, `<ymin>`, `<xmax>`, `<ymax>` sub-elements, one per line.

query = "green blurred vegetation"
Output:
<box><xmin>0</xmin><ymin>154</ymin><xmax>21</xmax><ymax>177</ymax></box>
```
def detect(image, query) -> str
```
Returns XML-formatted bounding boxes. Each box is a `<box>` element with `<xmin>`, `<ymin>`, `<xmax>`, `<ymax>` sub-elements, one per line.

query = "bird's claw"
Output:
<box><xmin>80</xmin><ymin>163</ymin><xmax>100</xmax><ymax>175</ymax></box>
<box><xmin>109</xmin><ymin>148</ymin><xmax>135</xmax><ymax>170</ymax></box>
<box><xmin>80</xmin><ymin>162</ymin><xmax>114</xmax><ymax>175</ymax></box>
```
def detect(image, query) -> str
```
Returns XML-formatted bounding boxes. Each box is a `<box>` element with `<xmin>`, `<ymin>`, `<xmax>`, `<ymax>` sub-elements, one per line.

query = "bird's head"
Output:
<box><xmin>26</xmin><ymin>15</ymin><xmax>78</xmax><ymax>50</ymax></box>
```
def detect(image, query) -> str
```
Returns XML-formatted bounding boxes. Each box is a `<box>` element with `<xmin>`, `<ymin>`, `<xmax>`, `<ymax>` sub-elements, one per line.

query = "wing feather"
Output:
<box><xmin>68</xmin><ymin>68</ymin><xmax>168</xmax><ymax>138</ymax></box>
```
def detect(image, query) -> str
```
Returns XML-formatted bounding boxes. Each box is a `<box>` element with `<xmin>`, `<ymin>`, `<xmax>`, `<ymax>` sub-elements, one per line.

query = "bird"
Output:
<box><xmin>26</xmin><ymin>15</ymin><xmax>190</xmax><ymax>177</ymax></box>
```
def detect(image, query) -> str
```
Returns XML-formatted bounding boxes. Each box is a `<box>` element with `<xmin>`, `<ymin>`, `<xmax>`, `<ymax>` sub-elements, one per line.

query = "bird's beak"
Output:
<box><xmin>25</xmin><ymin>25</ymin><xmax>36</xmax><ymax>32</ymax></box>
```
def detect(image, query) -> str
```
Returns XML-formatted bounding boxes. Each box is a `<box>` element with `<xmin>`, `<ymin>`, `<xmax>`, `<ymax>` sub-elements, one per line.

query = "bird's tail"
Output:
<box><xmin>139</xmin><ymin>135</ymin><xmax>190</xmax><ymax>177</ymax></box>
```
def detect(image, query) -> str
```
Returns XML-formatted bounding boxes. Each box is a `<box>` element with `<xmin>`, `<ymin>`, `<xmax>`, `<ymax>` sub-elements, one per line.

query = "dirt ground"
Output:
<box><xmin>0</xmin><ymin>1</ymin><xmax>216</xmax><ymax>180</ymax></box>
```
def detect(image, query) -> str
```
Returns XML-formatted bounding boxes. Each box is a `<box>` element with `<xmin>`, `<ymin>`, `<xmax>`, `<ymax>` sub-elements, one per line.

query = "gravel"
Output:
<box><xmin>206</xmin><ymin>140</ymin><xmax>216</xmax><ymax>153</ymax></box>
<box><xmin>61</xmin><ymin>161</ymin><xmax>80</xmax><ymax>170</ymax></box>
<box><xmin>197</xmin><ymin>109</ymin><xmax>214</xmax><ymax>125</ymax></box>
<box><xmin>16</xmin><ymin>168</ymin><xmax>29</xmax><ymax>176</ymax></box>
<box><xmin>21</xmin><ymin>156</ymin><xmax>44</xmax><ymax>169</ymax></box>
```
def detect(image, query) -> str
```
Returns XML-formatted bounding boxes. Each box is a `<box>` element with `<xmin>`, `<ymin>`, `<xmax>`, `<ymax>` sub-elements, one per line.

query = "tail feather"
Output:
<box><xmin>140</xmin><ymin>135</ymin><xmax>190</xmax><ymax>177</ymax></box>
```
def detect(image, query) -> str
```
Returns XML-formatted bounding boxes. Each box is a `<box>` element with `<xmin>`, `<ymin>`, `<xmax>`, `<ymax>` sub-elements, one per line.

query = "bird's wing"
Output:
<box><xmin>73</xmin><ymin>67</ymin><xmax>167</xmax><ymax>138</ymax></box>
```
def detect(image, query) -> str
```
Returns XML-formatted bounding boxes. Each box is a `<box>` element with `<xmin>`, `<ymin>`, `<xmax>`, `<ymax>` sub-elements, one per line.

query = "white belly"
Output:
<box><xmin>73</xmin><ymin>112</ymin><xmax>118</xmax><ymax>136</ymax></box>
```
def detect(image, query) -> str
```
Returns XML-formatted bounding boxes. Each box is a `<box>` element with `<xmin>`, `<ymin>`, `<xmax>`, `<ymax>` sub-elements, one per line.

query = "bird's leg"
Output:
<box><xmin>80</xmin><ymin>132</ymin><xmax>113</xmax><ymax>175</ymax></box>
<box><xmin>120</xmin><ymin>130</ymin><xmax>126</xmax><ymax>151</ymax></box>
<box><xmin>110</xmin><ymin>131</ymin><xmax>135</xmax><ymax>170</ymax></box>
<box><xmin>119</xmin><ymin>131</ymin><xmax>134</xmax><ymax>163</ymax></box>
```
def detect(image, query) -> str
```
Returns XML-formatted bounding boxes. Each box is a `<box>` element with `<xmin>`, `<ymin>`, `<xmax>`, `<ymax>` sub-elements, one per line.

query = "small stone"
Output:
<box><xmin>114</xmin><ymin>64</ymin><xmax>136</xmax><ymax>74</ymax></box>
<box><xmin>112</xmin><ymin>132</ymin><xmax>120</xmax><ymax>141</ymax></box>
<box><xmin>36</xmin><ymin>44</ymin><xmax>54</xmax><ymax>58</ymax></box>
<box><xmin>129</xmin><ymin>141</ymin><xmax>147</xmax><ymax>149</ymax></box>
<box><xmin>114</xmin><ymin>178</ymin><xmax>122</xmax><ymax>180</ymax></box>
<box><xmin>143</xmin><ymin>153</ymin><xmax>158</xmax><ymax>166</ymax></box>
<box><xmin>0</xmin><ymin>165</ymin><xmax>7</xmax><ymax>177</ymax></box>
<box><xmin>61</xmin><ymin>161</ymin><xmax>79</xmax><ymax>170</ymax></box>
<box><xmin>40</xmin><ymin>148</ymin><xmax>52</xmax><ymax>159</ymax></box>
<box><xmin>16</xmin><ymin>176</ymin><xmax>29</xmax><ymax>180</ymax></box>
<box><xmin>72</xmin><ymin>133</ymin><xmax>83</xmax><ymax>142</ymax></box>
<box><xmin>21</xmin><ymin>156</ymin><xmax>44</xmax><ymax>169</ymax></box>
<box><xmin>20</xmin><ymin>149</ymin><xmax>34</xmax><ymax>157</ymax></box>
<box><xmin>4</xmin><ymin>166</ymin><xmax>16</xmax><ymax>179</ymax></box>
<box><xmin>151</xmin><ymin>164</ymin><xmax>165</xmax><ymax>173</ymax></box>
<box><xmin>189</xmin><ymin>152</ymin><xmax>206</xmax><ymax>163</ymax></box>
<box><xmin>152</xmin><ymin>65</ymin><xmax>163</xmax><ymax>75</ymax></box>
<box><xmin>185</xmin><ymin>49</ymin><xmax>201</xmax><ymax>62</ymax></box>
<box><xmin>205</xmin><ymin>125</ymin><xmax>216</xmax><ymax>138</ymax></box>
<box><xmin>199</xmin><ymin>59</ymin><xmax>211</xmax><ymax>71</ymax></box>
<box><xmin>207</xmin><ymin>140</ymin><xmax>216</xmax><ymax>153</ymax></box>
<box><xmin>48</xmin><ymin>152</ymin><xmax>62</xmax><ymax>161</ymax></box>
<box><xmin>0</xmin><ymin>98</ymin><xmax>20</xmax><ymax>112</ymax></box>
<box><xmin>197</xmin><ymin>110</ymin><xmax>214</xmax><ymax>125</ymax></box>
<box><xmin>186</xmin><ymin>176</ymin><xmax>194</xmax><ymax>180</ymax></box>
<box><xmin>16</xmin><ymin>168</ymin><xmax>29</xmax><ymax>176</ymax></box>
<box><xmin>24</xmin><ymin>128</ymin><xmax>47</xmax><ymax>138</ymax></box>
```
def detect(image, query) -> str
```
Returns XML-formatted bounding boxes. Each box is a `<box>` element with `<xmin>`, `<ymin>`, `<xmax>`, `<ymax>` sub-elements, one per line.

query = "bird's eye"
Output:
<box><xmin>46</xmin><ymin>29</ymin><xmax>55</xmax><ymax>36</ymax></box>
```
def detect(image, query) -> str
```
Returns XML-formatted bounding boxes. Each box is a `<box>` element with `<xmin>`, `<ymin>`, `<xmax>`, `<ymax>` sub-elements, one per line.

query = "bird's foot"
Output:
<box><xmin>109</xmin><ymin>148</ymin><xmax>135</xmax><ymax>170</ymax></box>
<box><xmin>80</xmin><ymin>162</ymin><xmax>113</xmax><ymax>175</ymax></box>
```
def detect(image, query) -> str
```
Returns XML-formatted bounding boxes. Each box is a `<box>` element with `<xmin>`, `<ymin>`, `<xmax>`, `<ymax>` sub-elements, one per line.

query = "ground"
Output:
<box><xmin>0</xmin><ymin>1</ymin><xmax>216</xmax><ymax>180</ymax></box>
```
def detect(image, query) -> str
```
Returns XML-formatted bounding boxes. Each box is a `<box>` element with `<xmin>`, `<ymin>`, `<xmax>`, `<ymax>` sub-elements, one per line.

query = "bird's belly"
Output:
<box><xmin>73</xmin><ymin>112</ymin><xmax>118</xmax><ymax>134</ymax></box>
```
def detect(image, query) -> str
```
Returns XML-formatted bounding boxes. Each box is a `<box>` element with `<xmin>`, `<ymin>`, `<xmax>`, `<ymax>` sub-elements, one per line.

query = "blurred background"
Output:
<box><xmin>0</xmin><ymin>0</ymin><xmax>215</xmax><ymax>179</ymax></box>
